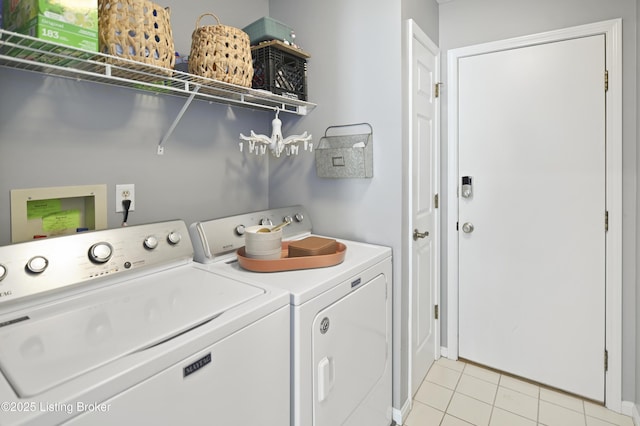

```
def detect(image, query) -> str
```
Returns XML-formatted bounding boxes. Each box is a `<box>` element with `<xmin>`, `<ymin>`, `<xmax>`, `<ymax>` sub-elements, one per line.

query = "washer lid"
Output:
<box><xmin>0</xmin><ymin>266</ymin><xmax>263</xmax><ymax>397</ymax></box>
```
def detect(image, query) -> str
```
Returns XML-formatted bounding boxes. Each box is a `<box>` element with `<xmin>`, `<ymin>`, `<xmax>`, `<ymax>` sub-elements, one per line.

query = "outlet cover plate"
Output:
<box><xmin>115</xmin><ymin>184</ymin><xmax>135</xmax><ymax>212</ymax></box>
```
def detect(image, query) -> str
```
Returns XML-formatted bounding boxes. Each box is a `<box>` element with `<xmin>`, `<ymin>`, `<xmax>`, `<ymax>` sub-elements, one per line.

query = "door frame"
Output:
<box><xmin>446</xmin><ymin>19</ymin><xmax>622</xmax><ymax>411</ymax></box>
<box><xmin>402</xmin><ymin>17</ymin><xmax>441</xmax><ymax>416</ymax></box>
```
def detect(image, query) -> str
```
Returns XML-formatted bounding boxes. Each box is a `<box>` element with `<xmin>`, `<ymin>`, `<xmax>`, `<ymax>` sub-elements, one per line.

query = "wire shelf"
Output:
<box><xmin>0</xmin><ymin>29</ymin><xmax>315</xmax><ymax>115</ymax></box>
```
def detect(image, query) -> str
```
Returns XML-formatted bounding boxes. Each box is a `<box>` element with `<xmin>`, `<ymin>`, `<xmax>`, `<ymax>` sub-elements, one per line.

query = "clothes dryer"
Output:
<box><xmin>190</xmin><ymin>206</ymin><xmax>393</xmax><ymax>426</ymax></box>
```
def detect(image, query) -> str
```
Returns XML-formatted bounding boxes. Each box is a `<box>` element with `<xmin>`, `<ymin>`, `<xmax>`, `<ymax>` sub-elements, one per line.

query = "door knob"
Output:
<box><xmin>413</xmin><ymin>229</ymin><xmax>429</xmax><ymax>241</ymax></box>
<box><xmin>462</xmin><ymin>222</ymin><xmax>474</xmax><ymax>233</ymax></box>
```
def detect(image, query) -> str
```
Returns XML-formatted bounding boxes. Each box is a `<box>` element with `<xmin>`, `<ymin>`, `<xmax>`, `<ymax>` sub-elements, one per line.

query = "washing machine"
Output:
<box><xmin>190</xmin><ymin>206</ymin><xmax>393</xmax><ymax>426</ymax></box>
<box><xmin>0</xmin><ymin>220</ymin><xmax>290</xmax><ymax>426</ymax></box>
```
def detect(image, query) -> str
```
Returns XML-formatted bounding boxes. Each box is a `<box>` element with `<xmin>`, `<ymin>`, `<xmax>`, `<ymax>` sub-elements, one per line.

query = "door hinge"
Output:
<box><xmin>434</xmin><ymin>305</ymin><xmax>439</xmax><ymax>320</ymax></box>
<box><xmin>605</xmin><ymin>211</ymin><xmax>609</xmax><ymax>232</ymax></box>
<box><xmin>434</xmin><ymin>193</ymin><xmax>439</xmax><ymax>209</ymax></box>
<box><xmin>435</xmin><ymin>82</ymin><xmax>442</xmax><ymax>98</ymax></box>
<box><xmin>604</xmin><ymin>349</ymin><xmax>608</xmax><ymax>372</ymax></box>
<box><xmin>605</xmin><ymin>70</ymin><xmax>609</xmax><ymax>92</ymax></box>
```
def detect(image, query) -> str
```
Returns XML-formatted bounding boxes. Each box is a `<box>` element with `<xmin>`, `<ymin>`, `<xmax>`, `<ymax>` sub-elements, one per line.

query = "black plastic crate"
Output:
<box><xmin>251</xmin><ymin>44</ymin><xmax>307</xmax><ymax>101</ymax></box>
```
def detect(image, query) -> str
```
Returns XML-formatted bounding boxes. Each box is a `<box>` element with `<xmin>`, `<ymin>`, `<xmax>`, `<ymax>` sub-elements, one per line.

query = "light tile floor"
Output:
<box><xmin>404</xmin><ymin>358</ymin><xmax>635</xmax><ymax>426</ymax></box>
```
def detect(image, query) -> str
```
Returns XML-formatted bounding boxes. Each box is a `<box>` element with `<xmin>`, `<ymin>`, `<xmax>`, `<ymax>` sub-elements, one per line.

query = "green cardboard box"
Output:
<box><xmin>3</xmin><ymin>0</ymin><xmax>97</xmax><ymax>51</ymax></box>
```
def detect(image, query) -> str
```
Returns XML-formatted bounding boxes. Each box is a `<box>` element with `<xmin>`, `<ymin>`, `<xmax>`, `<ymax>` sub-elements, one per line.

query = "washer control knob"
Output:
<box><xmin>144</xmin><ymin>236</ymin><xmax>159</xmax><ymax>250</ymax></box>
<box><xmin>26</xmin><ymin>256</ymin><xmax>48</xmax><ymax>273</ymax></box>
<box><xmin>235</xmin><ymin>225</ymin><xmax>246</xmax><ymax>236</ymax></box>
<box><xmin>283</xmin><ymin>216</ymin><xmax>293</xmax><ymax>225</ymax></box>
<box><xmin>89</xmin><ymin>242</ymin><xmax>113</xmax><ymax>263</ymax></box>
<box><xmin>260</xmin><ymin>218</ymin><xmax>273</xmax><ymax>226</ymax></box>
<box><xmin>167</xmin><ymin>231</ymin><xmax>181</xmax><ymax>245</ymax></box>
<box><xmin>294</xmin><ymin>213</ymin><xmax>304</xmax><ymax>222</ymax></box>
<box><xmin>0</xmin><ymin>264</ymin><xmax>7</xmax><ymax>281</ymax></box>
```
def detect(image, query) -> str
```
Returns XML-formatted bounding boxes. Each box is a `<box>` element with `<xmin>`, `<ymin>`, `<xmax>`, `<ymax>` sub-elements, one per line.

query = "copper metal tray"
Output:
<box><xmin>237</xmin><ymin>242</ymin><xmax>346</xmax><ymax>272</ymax></box>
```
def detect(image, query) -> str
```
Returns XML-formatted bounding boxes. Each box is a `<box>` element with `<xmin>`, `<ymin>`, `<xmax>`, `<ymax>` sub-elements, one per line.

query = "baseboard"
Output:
<box><xmin>392</xmin><ymin>397</ymin><xmax>412</xmax><ymax>425</ymax></box>
<box><xmin>619</xmin><ymin>401</ymin><xmax>639</xmax><ymax>425</ymax></box>
<box><xmin>394</xmin><ymin>351</ymin><xmax>451</xmax><ymax>425</ymax></box>
<box><xmin>440</xmin><ymin>346</ymin><xmax>448</xmax><ymax>358</ymax></box>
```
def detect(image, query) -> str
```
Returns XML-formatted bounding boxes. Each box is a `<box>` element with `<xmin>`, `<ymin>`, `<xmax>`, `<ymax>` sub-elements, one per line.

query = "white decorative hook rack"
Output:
<box><xmin>239</xmin><ymin>109</ymin><xmax>313</xmax><ymax>157</ymax></box>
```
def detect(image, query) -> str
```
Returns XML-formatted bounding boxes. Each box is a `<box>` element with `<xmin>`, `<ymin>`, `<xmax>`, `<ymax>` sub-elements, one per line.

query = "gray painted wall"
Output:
<box><xmin>636</xmin><ymin>0</ymin><xmax>640</xmax><ymax>414</ymax></box>
<box><xmin>2</xmin><ymin>0</ymin><xmax>636</xmax><ymax>418</ymax></box>
<box><xmin>439</xmin><ymin>0</ymin><xmax>637</xmax><ymax>404</ymax></box>
<box><xmin>267</xmin><ymin>0</ymin><xmax>442</xmax><ymax>413</ymax></box>
<box><xmin>0</xmin><ymin>0</ymin><xmax>437</xmax><ymax>415</ymax></box>
<box><xmin>266</xmin><ymin>0</ymin><xmax>437</xmax><ymax>413</ymax></box>
<box><xmin>403</xmin><ymin>0</ymin><xmax>439</xmax><ymax>43</ymax></box>
<box><xmin>0</xmin><ymin>0</ymin><xmax>272</xmax><ymax>246</ymax></box>
<box><xmin>268</xmin><ymin>0</ymin><xmax>408</xmax><ymax>409</ymax></box>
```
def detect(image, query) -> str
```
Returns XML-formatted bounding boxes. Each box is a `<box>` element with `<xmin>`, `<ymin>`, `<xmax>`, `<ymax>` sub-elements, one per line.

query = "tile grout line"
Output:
<box><xmin>486</xmin><ymin>369</ymin><xmax>501</xmax><ymax>426</ymax></box>
<box><xmin>425</xmin><ymin>360</ymin><xmax>627</xmax><ymax>426</ymax></box>
<box><xmin>536</xmin><ymin>380</ymin><xmax>541</xmax><ymax>425</ymax></box>
<box><xmin>439</xmin><ymin>363</ymin><xmax>466</xmax><ymax>426</ymax></box>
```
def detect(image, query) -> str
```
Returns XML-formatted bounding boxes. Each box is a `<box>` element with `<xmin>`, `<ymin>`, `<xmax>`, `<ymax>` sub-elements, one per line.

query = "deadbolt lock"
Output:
<box><xmin>461</xmin><ymin>176</ymin><xmax>473</xmax><ymax>198</ymax></box>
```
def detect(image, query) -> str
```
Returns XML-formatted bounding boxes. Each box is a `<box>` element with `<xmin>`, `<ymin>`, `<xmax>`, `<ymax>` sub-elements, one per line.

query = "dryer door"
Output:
<box><xmin>312</xmin><ymin>274</ymin><xmax>390</xmax><ymax>426</ymax></box>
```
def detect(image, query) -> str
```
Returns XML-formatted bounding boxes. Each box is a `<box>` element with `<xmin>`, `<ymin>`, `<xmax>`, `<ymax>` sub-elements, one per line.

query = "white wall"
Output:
<box><xmin>439</xmin><ymin>0</ymin><xmax>637</xmax><ymax>404</ymax></box>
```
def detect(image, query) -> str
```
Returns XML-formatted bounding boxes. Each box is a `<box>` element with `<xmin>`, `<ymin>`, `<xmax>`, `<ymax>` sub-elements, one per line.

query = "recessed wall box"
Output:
<box><xmin>315</xmin><ymin>123</ymin><xmax>373</xmax><ymax>179</ymax></box>
<box><xmin>10</xmin><ymin>184</ymin><xmax>107</xmax><ymax>243</ymax></box>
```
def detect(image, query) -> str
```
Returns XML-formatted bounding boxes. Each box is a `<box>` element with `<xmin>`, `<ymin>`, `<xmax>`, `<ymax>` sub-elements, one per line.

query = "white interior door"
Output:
<box><xmin>457</xmin><ymin>35</ymin><xmax>606</xmax><ymax>401</ymax></box>
<box><xmin>407</xmin><ymin>20</ymin><xmax>440</xmax><ymax>397</ymax></box>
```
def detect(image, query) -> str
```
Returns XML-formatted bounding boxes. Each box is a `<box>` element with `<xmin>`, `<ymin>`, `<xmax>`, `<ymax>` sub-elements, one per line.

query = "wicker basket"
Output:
<box><xmin>188</xmin><ymin>13</ymin><xmax>253</xmax><ymax>87</ymax></box>
<box><xmin>98</xmin><ymin>0</ymin><xmax>175</xmax><ymax>71</ymax></box>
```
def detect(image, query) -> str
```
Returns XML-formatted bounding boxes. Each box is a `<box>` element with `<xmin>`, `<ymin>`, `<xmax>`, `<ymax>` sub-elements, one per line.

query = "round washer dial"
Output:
<box><xmin>89</xmin><ymin>242</ymin><xmax>113</xmax><ymax>263</ymax></box>
<box><xmin>144</xmin><ymin>236</ymin><xmax>159</xmax><ymax>250</ymax></box>
<box><xmin>167</xmin><ymin>232</ymin><xmax>181</xmax><ymax>245</ymax></box>
<box><xmin>26</xmin><ymin>256</ymin><xmax>48</xmax><ymax>274</ymax></box>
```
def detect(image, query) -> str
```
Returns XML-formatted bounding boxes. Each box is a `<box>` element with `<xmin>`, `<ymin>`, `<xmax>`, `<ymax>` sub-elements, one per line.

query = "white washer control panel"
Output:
<box><xmin>0</xmin><ymin>220</ymin><xmax>192</xmax><ymax>306</ymax></box>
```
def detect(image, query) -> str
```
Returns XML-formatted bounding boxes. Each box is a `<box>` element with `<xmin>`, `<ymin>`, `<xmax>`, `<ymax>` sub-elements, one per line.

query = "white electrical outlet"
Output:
<box><xmin>115</xmin><ymin>184</ymin><xmax>135</xmax><ymax>213</ymax></box>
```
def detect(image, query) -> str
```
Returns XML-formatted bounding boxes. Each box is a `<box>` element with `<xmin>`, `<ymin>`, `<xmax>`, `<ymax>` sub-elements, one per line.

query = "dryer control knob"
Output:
<box><xmin>144</xmin><ymin>236</ymin><xmax>159</xmax><ymax>249</ymax></box>
<box><xmin>167</xmin><ymin>232</ymin><xmax>181</xmax><ymax>245</ymax></box>
<box><xmin>0</xmin><ymin>264</ymin><xmax>7</xmax><ymax>281</ymax></box>
<box><xmin>235</xmin><ymin>225</ymin><xmax>246</xmax><ymax>236</ymax></box>
<box><xmin>260</xmin><ymin>218</ymin><xmax>273</xmax><ymax>226</ymax></box>
<box><xmin>89</xmin><ymin>243</ymin><xmax>113</xmax><ymax>263</ymax></box>
<box><xmin>294</xmin><ymin>213</ymin><xmax>304</xmax><ymax>222</ymax></box>
<box><xmin>26</xmin><ymin>256</ymin><xmax>49</xmax><ymax>273</ymax></box>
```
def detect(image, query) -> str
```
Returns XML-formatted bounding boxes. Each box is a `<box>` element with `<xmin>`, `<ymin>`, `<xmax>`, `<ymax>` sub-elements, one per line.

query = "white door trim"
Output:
<box><xmin>446</xmin><ymin>19</ymin><xmax>622</xmax><ymax>411</ymax></box>
<box><xmin>403</xmin><ymin>17</ymin><xmax>440</xmax><ymax>408</ymax></box>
